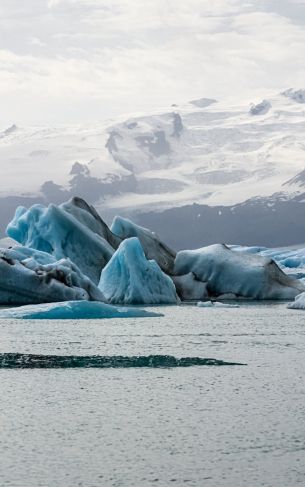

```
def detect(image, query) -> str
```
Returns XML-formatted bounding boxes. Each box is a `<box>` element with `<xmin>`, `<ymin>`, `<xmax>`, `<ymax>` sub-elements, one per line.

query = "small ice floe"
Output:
<box><xmin>287</xmin><ymin>292</ymin><xmax>305</xmax><ymax>310</ymax></box>
<box><xmin>0</xmin><ymin>300</ymin><xmax>163</xmax><ymax>320</ymax></box>
<box><xmin>197</xmin><ymin>301</ymin><xmax>240</xmax><ymax>309</ymax></box>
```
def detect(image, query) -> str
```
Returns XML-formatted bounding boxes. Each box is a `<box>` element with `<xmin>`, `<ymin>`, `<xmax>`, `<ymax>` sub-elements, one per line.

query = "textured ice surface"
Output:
<box><xmin>111</xmin><ymin>216</ymin><xmax>176</xmax><ymax>274</ymax></box>
<box><xmin>7</xmin><ymin>202</ymin><xmax>114</xmax><ymax>284</ymax></box>
<box><xmin>175</xmin><ymin>244</ymin><xmax>304</xmax><ymax>300</ymax></box>
<box><xmin>99</xmin><ymin>237</ymin><xmax>178</xmax><ymax>304</ymax></box>
<box><xmin>287</xmin><ymin>292</ymin><xmax>305</xmax><ymax>310</ymax></box>
<box><xmin>61</xmin><ymin>197</ymin><xmax>121</xmax><ymax>249</ymax></box>
<box><xmin>231</xmin><ymin>245</ymin><xmax>305</xmax><ymax>280</ymax></box>
<box><xmin>172</xmin><ymin>273</ymin><xmax>208</xmax><ymax>301</ymax></box>
<box><xmin>197</xmin><ymin>301</ymin><xmax>240</xmax><ymax>308</ymax></box>
<box><xmin>0</xmin><ymin>246</ymin><xmax>104</xmax><ymax>304</ymax></box>
<box><xmin>0</xmin><ymin>300</ymin><xmax>162</xmax><ymax>320</ymax></box>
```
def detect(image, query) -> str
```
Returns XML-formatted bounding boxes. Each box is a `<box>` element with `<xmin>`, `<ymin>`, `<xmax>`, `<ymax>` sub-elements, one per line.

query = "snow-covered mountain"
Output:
<box><xmin>2</xmin><ymin>88</ymin><xmax>305</xmax><ymax>246</ymax></box>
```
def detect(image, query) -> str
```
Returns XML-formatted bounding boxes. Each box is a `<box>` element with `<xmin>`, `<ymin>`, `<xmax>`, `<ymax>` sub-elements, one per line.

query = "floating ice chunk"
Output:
<box><xmin>175</xmin><ymin>244</ymin><xmax>304</xmax><ymax>300</ymax></box>
<box><xmin>172</xmin><ymin>273</ymin><xmax>208</xmax><ymax>301</ymax></box>
<box><xmin>111</xmin><ymin>216</ymin><xmax>176</xmax><ymax>274</ymax></box>
<box><xmin>99</xmin><ymin>237</ymin><xmax>179</xmax><ymax>304</ymax></box>
<box><xmin>197</xmin><ymin>301</ymin><xmax>240</xmax><ymax>308</ymax></box>
<box><xmin>0</xmin><ymin>246</ymin><xmax>104</xmax><ymax>304</ymax></box>
<box><xmin>0</xmin><ymin>301</ymin><xmax>162</xmax><ymax>319</ymax></box>
<box><xmin>287</xmin><ymin>292</ymin><xmax>305</xmax><ymax>309</ymax></box>
<box><xmin>7</xmin><ymin>202</ymin><xmax>114</xmax><ymax>284</ymax></box>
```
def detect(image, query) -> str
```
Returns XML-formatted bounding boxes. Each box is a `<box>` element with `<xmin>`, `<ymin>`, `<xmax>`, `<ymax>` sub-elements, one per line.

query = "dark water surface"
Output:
<box><xmin>0</xmin><ymin>303</ymin><xmax>304</xmax><ymax>486</ymax></box>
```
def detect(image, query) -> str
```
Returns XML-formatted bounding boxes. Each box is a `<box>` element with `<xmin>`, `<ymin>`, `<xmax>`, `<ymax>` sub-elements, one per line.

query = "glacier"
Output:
<box><xmin>111</xmin><ymin>216</ymin><xmax>176</xmax><ymax>275</ymax></box>
<box><xmin>0</xmin><ymin>301</ymin><xmax>162</xmax><ymax>320</ymax></box>
<box><xmin>0</xmin><ymin>246</ymin><xmax>104</xmax><ymax>304</ymax></box>
<box><xmin>174</xmin><ymin>244</ymin><xmax>304</xmax><ymax>300</ymax></box>
<box><xmin>7</xmin><ymin>201</ymin><xmax>114</xmax><ymax>284</ymax></box>
<box><xmin>99</xmin><ymin>237</ymin><xmax>179</xmax><ymax>304</ymax></box>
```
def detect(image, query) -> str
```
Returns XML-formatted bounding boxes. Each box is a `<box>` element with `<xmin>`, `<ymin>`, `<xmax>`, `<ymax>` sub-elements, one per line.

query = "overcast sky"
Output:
<box><xmin>1</xmin><ymin>0</ymin><xmax>305</xmax><ymax>125</ymax></box>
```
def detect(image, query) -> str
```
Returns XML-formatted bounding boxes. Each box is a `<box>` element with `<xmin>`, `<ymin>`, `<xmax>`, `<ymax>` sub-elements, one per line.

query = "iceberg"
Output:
<box><xmin>231</xmin><ymin>244</ymin><xmax>305</xmax><ymax>280</ymax></box>
<box><xmin>0</xmin><ymin>300</ymin><xmax>162</xmax><ymax>319</ymax></box>
<box><xmin>61</xmin><ymin>197</ymin><xmax>122</xmax><ymax>249</ymax></box>
<box><xmin>111</xmin><ymin>216</ymin><xmax>176</xmax><ymax>275</ymax></box>
<box><xmin>7</xmin><ymin>202</ymin><xmax>114</xmax><ymax>284</ymax></box>
<box><xmin>99</xmin><ymin>237</ymin><xmax>179</xmax><ymax>304</ymax></box>
<box><xmin>172</xmin><ymin>273</ymin><xmax>208</xmax><ymax>301</ymax></box>
<box><xmin>287</xmin><ymin>292</ymin><xmax>305</xmax><ymax>310</ymax></box>
<box><xmin>0</xmin><ymin>246</ymin><xmax>105</xmax><ymax>304</ymax></box>
<box><xmin>174</xmin><ymin>244</ymin><xmax>304</xmax><ymax>300</ymax></box>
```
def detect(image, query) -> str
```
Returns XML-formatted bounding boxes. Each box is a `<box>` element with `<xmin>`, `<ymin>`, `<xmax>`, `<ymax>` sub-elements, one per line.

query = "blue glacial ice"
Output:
<box><xmin>99</xmin><ymin>237</ymin><xmax>179</xmax><ymax>304</ymax></box>
<box><xmin>7</xmin><ymin>201</ymin><xmax>114</xmax><ymax>284</ymax></box>
<box><xmin>111</xmin><ymin>216</ymin><xmax>176</xmax><ymax>274</ymax></box>
<box><xmin>231</xmin><ymin>244</ymin><xmax>305</xmax><ymax>280</ymax></box>
<box><xmin>0</xmin><ymin>246</ymin><xmax>105</xmax><ymax>304</ymax></box>
<box><xmin>61</xmin><ymin>197</ymin><xmax>122</xmax><ymax>249</ymax></box>
<box><xmin>0</xmin><ymin>300</ymin><xmax>162</xmax><ymax>319</ymax></box>
<box><xmin>174</xmin><ymin>244</ymin><xmax>304</xmax><ymax>300</ymax></box>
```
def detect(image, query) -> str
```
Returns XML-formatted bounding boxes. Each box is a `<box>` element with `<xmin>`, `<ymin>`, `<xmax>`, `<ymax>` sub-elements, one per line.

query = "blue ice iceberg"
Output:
<box><xmin>111</xmin><ymin>216</ymin><xmax>176</xmax><ymax>274</ymax></box>
<box><xmin>0</xmin><ymin>246</ymin><xmax>105</xmax><ymax>304</ymax></box>
<box><xmin>99</xmin><ymin>237</ymin><xmax>179</xmax><ymax>304</ymax></box>
<box><xmin>174</xmin><ymin>244</ymin><xmax>304</xmax><ymax>300</ymax></box>
<box><xmin>231</xmin><ymin>244</ymin><xmax>305</xmax><ymax>280</ymax></box>
<box><xmin>0</xmin><ymin>300</ymin><xmax>162</xmax><ymax>319</ymax></box>
<box><xmin>7</xmin><ymin>201</ymin><xmax>114</xmax><ymax>284</ymax></box>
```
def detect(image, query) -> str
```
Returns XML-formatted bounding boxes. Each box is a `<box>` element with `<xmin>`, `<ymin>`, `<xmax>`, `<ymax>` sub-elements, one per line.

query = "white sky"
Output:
<box><xmin>1</xmin><ymin>0</ymin><xmax>305</xmax><ymax>125</ymax></box>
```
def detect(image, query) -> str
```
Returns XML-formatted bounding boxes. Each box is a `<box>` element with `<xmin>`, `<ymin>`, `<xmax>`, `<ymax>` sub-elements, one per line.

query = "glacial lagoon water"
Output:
<box><xmin>0</xmin><ymin>303</ymin><xmax>305</xmax><ymax>487</ymax></box>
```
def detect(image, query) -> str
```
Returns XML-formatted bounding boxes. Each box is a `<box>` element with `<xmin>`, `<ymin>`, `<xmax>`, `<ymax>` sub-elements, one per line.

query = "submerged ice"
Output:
<box><xmin>0</xmin><ymin>300</ymin><xmax>162</xmax><ymax>319</ymax></box>
<box><xmin>99</xmin><ymin>237</ymin><xmax>178</xmax><ymax>304</ymax></box>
